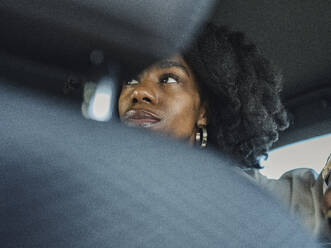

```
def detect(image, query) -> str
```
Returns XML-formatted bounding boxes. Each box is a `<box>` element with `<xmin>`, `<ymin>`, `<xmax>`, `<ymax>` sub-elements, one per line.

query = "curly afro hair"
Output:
<box><xmin>183</xmin><ymin>23</ymin><xmax>289</xmax><ymax>168</ymax></box>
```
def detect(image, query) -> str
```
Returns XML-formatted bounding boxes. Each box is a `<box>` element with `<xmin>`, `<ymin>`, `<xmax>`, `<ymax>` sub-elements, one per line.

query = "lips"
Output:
<box><xmin>123</xmin><ymin>109</ymin><xmax>161</xmax><ymax>128</ymax></box>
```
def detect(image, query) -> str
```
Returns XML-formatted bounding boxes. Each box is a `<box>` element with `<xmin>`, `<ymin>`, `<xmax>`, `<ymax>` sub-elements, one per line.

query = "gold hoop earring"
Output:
<box><xmin>201</xmin><ymin>126</ymin><xmax>207</xmax><ymax>148</ymax></box>
<box><xmin>195</xmin><ymin>130</ymin><xmax>201</xmax><ymax>144</ymax></box>
<box><xmin>195</xmin><ymin>126</ymin><xmax>207</xmax><ymax>148</ymax></box>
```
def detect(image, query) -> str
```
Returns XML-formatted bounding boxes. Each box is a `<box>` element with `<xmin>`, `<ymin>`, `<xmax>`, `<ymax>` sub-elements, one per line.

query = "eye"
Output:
<box><xmin>125</xmin><ymin>79</ymin><xmax>139</xmax><ymax>85</ymax></box>
<box><xmin>159</xmin><ymin>73</ymin><xmax>179</xmax><ymax>84</ymax></box>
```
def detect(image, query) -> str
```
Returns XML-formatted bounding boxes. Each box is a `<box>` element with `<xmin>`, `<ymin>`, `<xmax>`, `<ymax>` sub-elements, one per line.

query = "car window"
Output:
<box><xmin>260</xmin><ymin>133</ymin><xmax>331</xmax><ymax>179</ymax></box>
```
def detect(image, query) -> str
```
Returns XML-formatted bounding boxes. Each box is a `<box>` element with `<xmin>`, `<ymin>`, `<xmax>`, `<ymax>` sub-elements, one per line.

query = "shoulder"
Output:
<box><xmin>244</xmin><ymin>168</ymin><xmax>319</xmax><ymax>195</ymax></box>
<box><xmin>244</xmin><ymin>168</ymin><xmax>326</xmax><ymax>236</ymax></box>
<box><xmin>244</xmin><ymin>168</ymin><xmax>321</xmax><ymax>206</ymax></box>
<box><xmin>245</xmin><ymin>167</ymin><xmax>318</xmax><ymax>183</ymax></box>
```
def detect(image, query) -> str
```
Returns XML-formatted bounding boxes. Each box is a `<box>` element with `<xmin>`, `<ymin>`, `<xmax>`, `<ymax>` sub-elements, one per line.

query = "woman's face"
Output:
<box><xmin>118</xmin><ymin>55</ymin><xmax>207</xmax><ymax>144</ymax></box>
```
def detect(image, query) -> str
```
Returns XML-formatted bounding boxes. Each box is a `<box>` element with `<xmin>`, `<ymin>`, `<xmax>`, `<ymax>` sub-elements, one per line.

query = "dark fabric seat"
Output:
<box><xmin>0</xmin><ymin>81</ymin><xmax>319</xmax><ymax>248</ymax></box>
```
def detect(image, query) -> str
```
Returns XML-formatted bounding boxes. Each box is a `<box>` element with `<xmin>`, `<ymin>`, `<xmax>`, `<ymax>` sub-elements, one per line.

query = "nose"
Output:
<box><xmin>131</xmin><ymin>83</ymin><xmax>157</xmax><ymax>105</ymax></box>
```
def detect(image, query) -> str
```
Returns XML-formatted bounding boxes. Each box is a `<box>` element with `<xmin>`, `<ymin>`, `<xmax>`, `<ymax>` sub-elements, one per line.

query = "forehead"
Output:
<box><xmin>144</xmin><ymin>55</ymin><xmax>192</xmax><ymax>77</ymax></box>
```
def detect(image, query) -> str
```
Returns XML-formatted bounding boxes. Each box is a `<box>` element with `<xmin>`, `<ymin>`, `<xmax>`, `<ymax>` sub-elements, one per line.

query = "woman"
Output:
<box><xmin>118</xmin><ymin>24</ymin><xmax>288</xmax><ymax>169</ymax></box>
<box><xmin>84</xmin><ymin>24</ymin><xmax>331</xmax><ymax>241</ymax></box>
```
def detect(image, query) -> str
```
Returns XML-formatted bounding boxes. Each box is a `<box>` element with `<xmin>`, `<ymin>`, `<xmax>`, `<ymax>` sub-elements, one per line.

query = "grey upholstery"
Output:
<box><xmin>0</xmin><ymin>0</ymin><xmax>216</xmax><ymax>74</ymax></box>
<box><xmin>0</xmin><ymin>81</ymin><xmax>319</xmax><ymax>247</ymax></box>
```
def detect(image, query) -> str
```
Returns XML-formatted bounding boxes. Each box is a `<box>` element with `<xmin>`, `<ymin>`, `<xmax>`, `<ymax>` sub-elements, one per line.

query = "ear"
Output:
<box><xmin>197</xmin><ymin>102</ymin><xmax>208</xmax><ymax>127</ymax></box>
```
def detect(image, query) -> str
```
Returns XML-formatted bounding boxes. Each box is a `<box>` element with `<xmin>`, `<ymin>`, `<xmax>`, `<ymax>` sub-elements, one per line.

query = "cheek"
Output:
<box><xmin>165</xmin><ymin>95</ymin><xmax>200</xmax><ymax>137</ymax></box>
<box><xmin>118</xmin><ymin>89</ymin><xmax>129</xmax><ymax>117</ymax></box>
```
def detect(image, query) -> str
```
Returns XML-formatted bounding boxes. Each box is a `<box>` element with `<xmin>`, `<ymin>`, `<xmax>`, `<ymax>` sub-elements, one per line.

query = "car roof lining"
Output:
<box><xmin>1</xmin><ymin>0</ymin><xmax>330</xmax><ymax>148</ymax></box>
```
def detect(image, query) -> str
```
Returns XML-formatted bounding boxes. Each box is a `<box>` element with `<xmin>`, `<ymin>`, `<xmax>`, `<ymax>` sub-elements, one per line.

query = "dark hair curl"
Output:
<box><xmin>183</xmin><ymin>24</ymin><xmax>289</xmax><ymax>168</ymax></box>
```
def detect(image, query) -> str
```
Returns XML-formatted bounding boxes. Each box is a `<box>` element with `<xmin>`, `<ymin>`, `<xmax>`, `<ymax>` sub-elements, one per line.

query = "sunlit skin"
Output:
<box><xmin>118</xmin><ymin>55</ymin><xmax>207</xmax><ymax>144</ymax></box>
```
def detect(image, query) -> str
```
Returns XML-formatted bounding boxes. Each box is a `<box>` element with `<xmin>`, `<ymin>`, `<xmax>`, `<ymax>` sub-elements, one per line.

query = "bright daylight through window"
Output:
<box><xmin>261</xmin><ymin>134</ymin><xmax>331</xmax><ymax>179</ymax></box>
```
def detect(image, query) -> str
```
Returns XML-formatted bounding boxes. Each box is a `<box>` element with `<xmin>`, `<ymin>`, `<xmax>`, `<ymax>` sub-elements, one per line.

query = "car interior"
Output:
<box><xmin>1</xmin><ymin>0</ymin><xmax>330</xmax><ymax>146</ymax></box>
<box><xmin>1</xmin><ymin>0</ymin><xmax>330</xmax><ymax>247</ymax></box>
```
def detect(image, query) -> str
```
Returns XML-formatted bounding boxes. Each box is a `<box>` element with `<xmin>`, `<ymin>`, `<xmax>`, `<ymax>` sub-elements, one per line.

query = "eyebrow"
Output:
<box><xmin>156</xmin><ymin>60</ymin><xmax>190</xmax><ymax>77</ymax></box>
